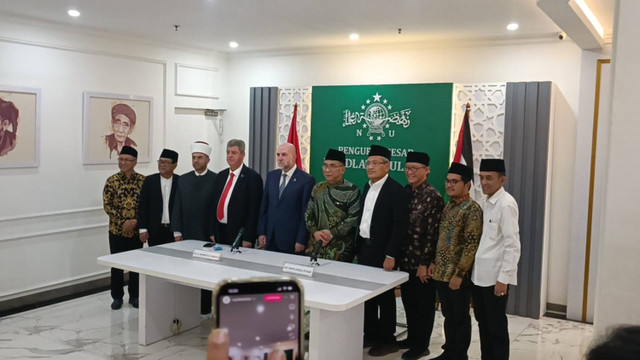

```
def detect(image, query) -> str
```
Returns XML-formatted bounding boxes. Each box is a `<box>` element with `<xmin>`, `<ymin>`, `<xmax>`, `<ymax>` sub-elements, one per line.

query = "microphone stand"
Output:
<box><xmin>230</xmin><ymin>228</ymin><xmax>245</xmax><ymax>254</ymax></box>
<box><xmin>309</xmin><ymin>240</ymin><xmax>322</xmax><ymax>266</ymax></box>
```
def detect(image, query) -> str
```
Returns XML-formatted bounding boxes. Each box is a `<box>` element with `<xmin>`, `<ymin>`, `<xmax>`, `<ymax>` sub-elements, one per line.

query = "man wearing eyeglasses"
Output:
<box><xmin>396</xmin><ymin>151</ymin><xmax>444</xmax><ymax>360</ymax></box>
<box><xmin>431</xmin><ymin>162</ymin><xmax>483</xmax><ymax>360</ymax></box>
<box><xmin>137</xmin><ymin>149</ymin><xmax>180</xmax><ymax>247</ymax></box>
<box><xmin>357</xmin><ymin>144</ymin><xmax>409</xmax><ymax>357</ymax></box>
<box><xmin>304</xmin><ymin>149</ymin><xmax>361</xmax><ymax>262</ymax></box>
<box><xmin>103</xmin><ymin>145</ymin><xmax>145</xmax><ymax>310</ymax></box>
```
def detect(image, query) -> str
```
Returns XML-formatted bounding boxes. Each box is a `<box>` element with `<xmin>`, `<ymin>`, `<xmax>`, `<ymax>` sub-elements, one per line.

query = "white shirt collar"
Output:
<box><xmin>282</xmin><ymin>164</ymin><xmax>297</xmax><ymax>178</ymax></box>
<box><xmin>230</xmin><ymin>164</ymin><xmax>244</xmax><ymax>176</ymax></box>
<box><xmin>486</xmin><ymin>186</ymin><xmax>506</xmax><ymax>204</ymax></box>
<box><xmin>368</xmin><ymin>173</ymin><xmax>389</xmax><ymax>190</ymax></box>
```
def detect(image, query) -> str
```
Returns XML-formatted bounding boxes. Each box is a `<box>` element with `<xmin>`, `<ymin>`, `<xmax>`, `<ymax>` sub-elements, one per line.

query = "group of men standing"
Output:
<box><xmin>103</xmin><ymin>140</ymin><xmax>520</xmax><ymax>360</ymax></box>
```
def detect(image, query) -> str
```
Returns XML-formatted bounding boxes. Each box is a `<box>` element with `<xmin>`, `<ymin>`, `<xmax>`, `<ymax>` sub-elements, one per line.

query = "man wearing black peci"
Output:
<box><xmin>357</xmin><ymin>144</ymin><xmax>410</xmax><ymax>357</ymax></box>
<box><xmin>138</xmin><ymin>149</ymin><xmax>180</xmax><ymax>247</ymax></box>
<box><xmin>212</xmin><ymin>139</ymin><xmax>263</xmax><ymax>247</ymax></box>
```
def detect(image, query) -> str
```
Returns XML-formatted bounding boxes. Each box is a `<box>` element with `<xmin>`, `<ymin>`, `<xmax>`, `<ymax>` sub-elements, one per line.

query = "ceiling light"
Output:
<box><xmin>572</xmin><ymin>0</ymin><xmax>604</xmax><ymax>37</ymax></box>
<box><xmin>68</xmin><ymin>9</ymin><xmax>80</xmax><ymax>17</ymax></box>
<box><xmin>506</xmin><ymin>23</ymin><xmax>519</xmax><ymax>31</ymax></box>
<box><xmin>349</xmin><ymin>33</ymin><xmax>359</xmax><ymax>41</ymax></box>
<box><xmin>229</xmin><ymin>41</ymin><xmax>239</xmax><ymax>48</ymax></box>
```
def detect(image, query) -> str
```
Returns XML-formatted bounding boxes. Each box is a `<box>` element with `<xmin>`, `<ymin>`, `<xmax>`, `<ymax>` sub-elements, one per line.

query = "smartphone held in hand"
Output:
<box><xmin>213</xmin><ymin>277</ymin><xmax>304</xmax><ymax>360</ymax></box>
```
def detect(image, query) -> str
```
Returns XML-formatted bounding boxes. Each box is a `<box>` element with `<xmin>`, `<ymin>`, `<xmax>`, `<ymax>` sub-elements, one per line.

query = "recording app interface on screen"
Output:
<box><xmin>219</xmin><ymin>286</ymin><xmax>300</xmax><ymax>360</ymax></box>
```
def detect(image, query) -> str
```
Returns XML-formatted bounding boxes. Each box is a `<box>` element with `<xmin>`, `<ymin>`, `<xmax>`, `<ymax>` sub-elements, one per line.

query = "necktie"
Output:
<box><xmin>216</xmin><ymin>173</ymin><xmax>235</xmax><ymax>221</ymax></box>
<box><xmin>279</xmin><ymin>173</ymin><xmax>287</xmax><ymax>198</ymax></box>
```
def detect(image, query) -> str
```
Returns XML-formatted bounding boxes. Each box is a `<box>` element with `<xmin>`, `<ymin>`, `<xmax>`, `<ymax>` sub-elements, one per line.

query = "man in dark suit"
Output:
<box><xmin>357</xmin><ymin>144</ymin><xmax>410</xmax><ymax>357</ymax></box>
<box><xmin>138</xmin><ymin>149</ymin><xmax>180</xmax><ymax>246</ymax></box>
<box><xmin>258</xmin><ymin>143</ymin><xmax>315</xmax><ymax>254</ymax></box>
<box><xmin>212</xmin><ymin>139</ymin><xmax>263</xmax><ymax>246</ymax></box>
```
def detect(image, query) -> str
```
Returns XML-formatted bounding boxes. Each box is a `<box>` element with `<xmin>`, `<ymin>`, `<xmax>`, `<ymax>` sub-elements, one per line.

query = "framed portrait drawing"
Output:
<box><xmin>0</xmin><ymin>86</ymin><xmax>41</xmax><ymax>168</ymax></box>
<box><xmin>83</xmin><ymin>92</ymin><xmax>153</xmax><ymax>164</ymax></box>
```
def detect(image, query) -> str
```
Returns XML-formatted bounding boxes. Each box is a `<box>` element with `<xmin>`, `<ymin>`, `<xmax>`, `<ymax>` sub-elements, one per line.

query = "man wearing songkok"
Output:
<box><xmin>171</xmin><ymin>141</ymin><xmax>217</xmax><ymax>314</ymax></box>
<box><xmin>304</xmin><ymin>149</ymin><xmax>361</xmax><ymax>262</ymax></box>
<box><xmin>472</xmin><ymin>159</ymin><xmax>521</xmax><ymax>360</ymax></box>
<box><xmin>137</xmin><ymin>149</ymin><xmax>180</xmax><ymax>247</ymax></box>
<box><xmin>356</xmin><ymin>144</ymin><xmax>409</xmax><ymax>357</ymax></box>
<box><xmin>431</xmin><ymin>162</ymin><xmax>483</xmax><ymax>360</ymax></box>
<box><xmin>212</xmin><ymin>139</ymin><xmax>263</xmax><ymax>247</ymax></box>
<box><xmin>258</xmin><ymin>143</ymin><xmax>315</xmax><ymax>254</ymax></box>
<box><xmin>397</xmin><ymin>151</ymin><xmax>444</xmax><ymax>360</ymax></box>
<box><xmin>103</xmin><ymin>146</ymin><xmax>145</xmax><ymax>310</ymax></box>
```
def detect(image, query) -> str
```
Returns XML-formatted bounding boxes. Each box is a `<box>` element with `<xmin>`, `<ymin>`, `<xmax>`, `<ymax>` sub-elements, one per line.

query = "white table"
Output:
<box><xmin>97</xmin><ymin>240</ymin><xmax>408</xmax><ymax>360</ymax></box>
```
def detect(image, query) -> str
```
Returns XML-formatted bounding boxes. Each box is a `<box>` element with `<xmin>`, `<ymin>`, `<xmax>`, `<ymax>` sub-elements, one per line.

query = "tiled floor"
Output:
<box><xmin>0</xmin><ymin>292</ymin><xmax>593</xmax><ymax>359</ymax></box>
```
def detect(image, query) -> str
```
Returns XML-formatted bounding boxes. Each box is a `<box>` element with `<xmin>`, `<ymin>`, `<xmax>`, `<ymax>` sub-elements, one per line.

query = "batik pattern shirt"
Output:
<box><xmin>305</xmin><ymin>179</ymin><xmax>361</xmax><ymax>262</ymax></box>
<box><xmin>103</xmin><ymin>171</ymin><xmax>145</xmax><ymax>237</ymax></box>
<box><xmin>398</xmin><ymin>181</ymin><xmax>444</xmax><ymax>271</ymax></box>
<box><xmin>432</xmin><ymin>194</ymin><xmax>483</xmax><ymax>282</ymax></box>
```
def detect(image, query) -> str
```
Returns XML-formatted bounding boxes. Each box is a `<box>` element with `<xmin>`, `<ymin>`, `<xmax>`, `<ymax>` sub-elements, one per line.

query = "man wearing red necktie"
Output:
<box><xmin>212</xmin><ymin>139</ymin><xmax>263</xmax><ymax>247</ymax></box>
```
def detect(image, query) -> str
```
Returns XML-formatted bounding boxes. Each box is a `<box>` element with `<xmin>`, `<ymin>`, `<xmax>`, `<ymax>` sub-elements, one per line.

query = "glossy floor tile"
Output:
<box><xmin>0</xmin><ymin>292</ymin><xmax>593</xmax><ymax>359</ymax></box>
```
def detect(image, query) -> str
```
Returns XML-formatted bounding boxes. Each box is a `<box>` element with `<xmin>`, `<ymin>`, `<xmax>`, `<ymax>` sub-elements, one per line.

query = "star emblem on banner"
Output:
<box><xmin>341</xmin><ymin>91</ymin><xmax>412</xmax><ymax>142</ymax></box>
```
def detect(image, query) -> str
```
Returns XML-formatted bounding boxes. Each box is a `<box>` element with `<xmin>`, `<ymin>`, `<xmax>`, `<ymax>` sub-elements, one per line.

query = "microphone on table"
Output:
<box><xmin>309</xmin><ymin>240</ymin><xmax>322</xmax><ymax>266</ymax></box>
<box><xmin>230</xmin><ymin>227</ymin><xmax>245</xmax><ymax>254</ymax></box>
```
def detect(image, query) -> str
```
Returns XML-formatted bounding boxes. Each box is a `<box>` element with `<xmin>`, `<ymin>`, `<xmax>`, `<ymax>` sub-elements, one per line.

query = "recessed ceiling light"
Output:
<box><xmin>506</xmin><ymin>23</ymin><xmax>519</xmax><ymax>31</ymax></box>
<box><xmin>229</xmin><ymin>41</ymin><xmax>239</xmax><ymax>48</ymax></box>
<box><xmin>349</xmin><ymin>33</ymin><xmax>359</xmax><ymax>41</ymax></box>
<box><xmin>68</xmin><ymin>9</ymin><xmax>80</xmax><ymax>17</ymax></box>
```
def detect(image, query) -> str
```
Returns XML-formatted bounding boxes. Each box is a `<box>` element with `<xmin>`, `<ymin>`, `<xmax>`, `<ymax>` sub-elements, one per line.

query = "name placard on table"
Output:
<box><xmin>192</xmin><ymin>249</ymin><xmax>222</xmax><ymax>261</ymax></box>
<box><xmin>282</xmin><ymin>262</ymin><xmax>315</xmax><ymax>277</ymax></box>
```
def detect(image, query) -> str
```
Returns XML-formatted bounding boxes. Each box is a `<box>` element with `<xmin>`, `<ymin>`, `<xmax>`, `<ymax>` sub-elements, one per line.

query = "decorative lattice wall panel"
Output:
<box><xmin>451</xmin><ymin>83</ymin><xmax>506</xmax><ymax>200</ymax></box>
<box><xmin>278</xmin><ymin>87</ymin><xmax>312</xmax><ymax>171</ymax></box>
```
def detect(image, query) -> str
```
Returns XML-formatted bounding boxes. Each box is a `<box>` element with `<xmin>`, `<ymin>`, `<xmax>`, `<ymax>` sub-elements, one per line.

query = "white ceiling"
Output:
<box><xmin>0</xmin><ymin>0</ymin><xmax>614</xmax><ymax>52</ymax></box>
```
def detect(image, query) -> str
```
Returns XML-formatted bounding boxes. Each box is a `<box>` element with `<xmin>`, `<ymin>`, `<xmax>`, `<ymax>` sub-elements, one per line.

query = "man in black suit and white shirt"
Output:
<box><xmin>138</xmin><ymin>149</ymin><xmax>180</xmax><ymax>246</ymax></box>
<box><xmin>212</xmin><ymin>139</ymin><xmax>263</xmax><ymax>247</ymax></box>
<box><xmin>357</xmin><ymin>144</ymin><xmax>410</xmax><ymax>357</ymax></box>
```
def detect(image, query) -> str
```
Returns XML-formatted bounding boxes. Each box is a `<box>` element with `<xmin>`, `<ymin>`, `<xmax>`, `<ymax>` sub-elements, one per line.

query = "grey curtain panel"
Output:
<box><xmin>249</xmin><ymin>87</ymin><xmax>278</xmax><ymax>179</ymax></box>
<box><xmin>504</xmin><ymin>81</ymin><xmax>552</xmax><ymax>319</ymax></box>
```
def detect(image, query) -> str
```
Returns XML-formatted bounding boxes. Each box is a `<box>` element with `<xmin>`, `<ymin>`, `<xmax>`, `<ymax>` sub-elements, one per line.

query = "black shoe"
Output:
<box><xmin>396</xmin><ymin>338</ymin><xmax>410</xmax><ymax>349</ymax></box>
<box><xmin>111</xmin><ymin>299</ymin><xmax>123</xmax><ymax>310</ymax></box>
<box><xmin>129</xmin><ymin>298</ymin><xmax>139</xmax><ymax>308</ymax></box>
<box><xmin>402</xmin><ymin>348</ymin><xmax>430</xmax><ymax>360</ymax></box>
<box><xmin>368</xmin><ymin>343</ymin><xmax>399</xmax><ymax>357</ymax></box>
<box><xmin>430</xmin><ymin>352</ymin><xmax>451</xmax><ymax>360</ymax></box>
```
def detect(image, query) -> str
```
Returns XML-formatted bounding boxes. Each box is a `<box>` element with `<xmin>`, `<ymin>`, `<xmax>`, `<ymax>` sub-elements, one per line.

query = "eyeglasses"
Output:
<box><xmin>444</xmin><ymin>178</ymin><xmax>462</xmax><ymax>185</ymax></box>
<box><xmin>365</xmin><ymin>160</ymin><xmax>389</xmax><ymax>167</ymax></box>
<box><xmin>157</xmin><ymin>160</ymin><xmax>173</xmax><ymax>165</ymax></box>
<box><xmin>118</xmin><ymin>158</ymin><xmax>135</xmax><ymax>163</ymax></box>
<box><xmin>322</xmin><ymin>163</ymin><xmax>344</xmax><ymax>170</ymax></box>
<box><xmin>405</xmin><ymin>166</ymin><xmax>426</xmax><ymax>173</ymax></box>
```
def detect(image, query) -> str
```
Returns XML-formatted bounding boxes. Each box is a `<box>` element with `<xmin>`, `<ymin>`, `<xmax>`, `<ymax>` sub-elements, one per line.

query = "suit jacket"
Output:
<box><xmin>212</xmin><ymin>165</ymin><xmax>264</xmax><ymax>245</ymax></box>
<box><xmin>137</xmin><ymin>173</ymin><xmax>180</xmax><ymax>241</ymax></box>
<box><xmin>258</xmin><ymin>167</ymin><xmax>315</xmax><ymax>253</ymax></box>
<box><xmin>357</xmin><ymin>175</ymin><xmax>409</xmax><ymax>267</ymax></box>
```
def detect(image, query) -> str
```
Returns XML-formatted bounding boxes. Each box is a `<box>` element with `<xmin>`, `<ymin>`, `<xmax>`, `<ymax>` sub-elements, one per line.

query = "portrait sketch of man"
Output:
<box><xmin>0</xmin><ymin>97</ymin><xmax>19</xmax><ymax>157</ymax></box>
<box><xmin>0</xmin><ymin>87</ymin><xmax>40</xmax><ymax>169</ymax></box>
<box><xmin>106</xmin><ymin>103</ymin><xmax>138</xmax><ymax>159</ymax></box>
<box><xmin>83</xmin><ymin>92</ymin><xmax>152</xmax><ymax>164</ymax></box>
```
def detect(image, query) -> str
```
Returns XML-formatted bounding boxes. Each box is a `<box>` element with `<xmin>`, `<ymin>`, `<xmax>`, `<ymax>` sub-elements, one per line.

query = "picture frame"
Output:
<box><xmin>0</xmin><ymin>85</ymin><xmax>41</xmax><ymax>168</ymax></box>
<box><xmin>83</xmin><ymin>92</ymin><xmax>153</xmax><ymax>164</ymax></box>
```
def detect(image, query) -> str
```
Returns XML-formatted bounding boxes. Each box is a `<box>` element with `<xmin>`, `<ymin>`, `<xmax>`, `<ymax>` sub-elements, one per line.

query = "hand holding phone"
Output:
<box><xmin>214</xmin><ymin>277</ymin><xmax>303</xmax><ymax>360</ymax></box>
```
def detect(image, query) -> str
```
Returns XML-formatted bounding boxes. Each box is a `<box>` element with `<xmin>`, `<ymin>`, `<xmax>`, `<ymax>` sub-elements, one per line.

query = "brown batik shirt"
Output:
<box><xmin>432</xmin><ymin>193</ymin><xmax>483</xmax><ymax>282</ymax></box>
<box><xmin>398</xmin><ymin>181</ymin><xmax>444</xmax><ymax>271</ymax></box>
<box><xmin>103</xmin><ymin>171</ymin><xmax>145</xmax><ymax>237</ymax></box>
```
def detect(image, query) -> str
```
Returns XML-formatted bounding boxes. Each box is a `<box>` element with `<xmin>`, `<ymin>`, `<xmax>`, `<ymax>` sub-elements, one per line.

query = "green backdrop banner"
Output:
<box><xmin>310</xmin><ymin>83</ymin><xmax>453</xmax><ymax>193</ymax></box>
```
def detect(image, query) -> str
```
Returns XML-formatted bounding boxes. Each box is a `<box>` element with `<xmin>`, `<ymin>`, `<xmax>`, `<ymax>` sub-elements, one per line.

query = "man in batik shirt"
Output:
<box><xmin>305</xmin><ymin>149</ymin><xmax>361</xmax><ymax>262</ymax></box>
<box><xmin>397</xmin><ymin>151</ymin><xmax>444</xmax><ymax>360</ymax></box>
<box><xmin>103</xmin><ymin>145</ymin><xmax>145</xmax><ymax>310</ymax></box>
<box><xmin>431</xmin><ymin>162</ymin><xmax>483</xmax><ymax>360</ymax></box>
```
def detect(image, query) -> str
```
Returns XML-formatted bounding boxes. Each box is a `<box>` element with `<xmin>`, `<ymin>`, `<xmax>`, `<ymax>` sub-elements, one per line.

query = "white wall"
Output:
<box><xmin>593</xmin><ymin>0</ymin><xmax>640</xmax><ymax>336</ymax></box>
<box><xmin>226</xmin><ymin>39</ymin><xmax>592</xmax><ymax>308</ymax></box>
<box><xmin>0</xmin><ymin>16</ymin><xmax>228</xmax><ymax>301</ymax></box>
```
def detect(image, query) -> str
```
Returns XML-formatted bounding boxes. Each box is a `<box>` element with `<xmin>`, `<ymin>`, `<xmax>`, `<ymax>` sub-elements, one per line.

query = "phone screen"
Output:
<box><xmin>215</xmin><ymin>279</ymin><xmax>302</xmax><ymax>360</ymax></box>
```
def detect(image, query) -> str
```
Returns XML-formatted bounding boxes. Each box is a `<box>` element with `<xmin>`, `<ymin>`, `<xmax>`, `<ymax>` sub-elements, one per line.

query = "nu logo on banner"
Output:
<box><xmin>311</xmin><ymin>83</ymin><xmax>453</xmax><ymax>192</ymax></box>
